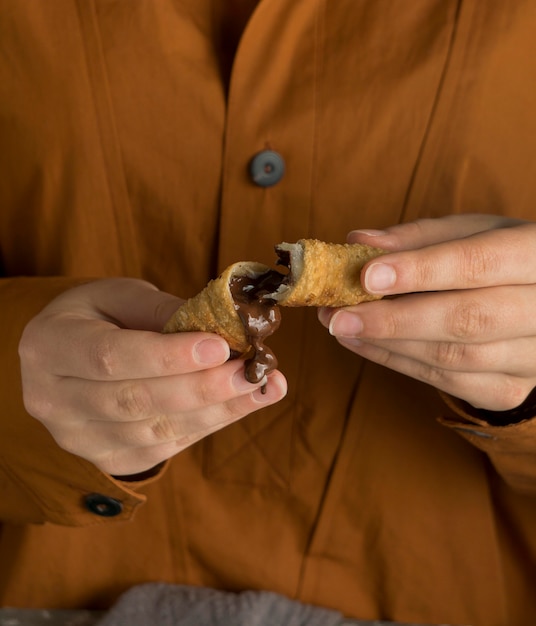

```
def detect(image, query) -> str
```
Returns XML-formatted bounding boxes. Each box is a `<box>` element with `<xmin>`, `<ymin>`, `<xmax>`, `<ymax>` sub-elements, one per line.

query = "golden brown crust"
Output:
<box><xmin>162</xmin><ymin>241</ymin><xmax>386</xmax><ymax>355</ymax></box>
<box><xmin>268</xmin><ymin>239</ymin><xmax>386</xmax><ymax>307</ymax></box>
<box><xmin>162</xmin><ymin>261</ymin><xmax>271</xmax><ymax>355</ymax></box>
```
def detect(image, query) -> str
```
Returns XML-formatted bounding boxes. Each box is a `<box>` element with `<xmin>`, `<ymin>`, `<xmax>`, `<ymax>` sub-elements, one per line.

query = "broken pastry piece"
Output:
<box><xmin>267</xmin><ymin>239</ymin><xmax>385</xmax><ymax>306</ymax></box>
<box><xmin>162</xmin><ymin>261</ymin><xmax>284</xmax><ymax>385</ymax></box>
<box><xmin>163</xmin><ymin>239</ymin><xmax>385</xmax><ymax>384</ymax></box>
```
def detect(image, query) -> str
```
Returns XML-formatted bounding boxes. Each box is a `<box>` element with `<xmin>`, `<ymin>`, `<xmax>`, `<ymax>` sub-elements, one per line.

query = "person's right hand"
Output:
<box><xmin>18</xmin><ymin>278</ymin><xmax>287</xmax><ymax>477</ymax></box>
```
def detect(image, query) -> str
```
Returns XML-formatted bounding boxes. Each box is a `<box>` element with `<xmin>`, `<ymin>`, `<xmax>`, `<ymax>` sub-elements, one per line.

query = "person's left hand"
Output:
<box><xmin>318</xmin><ymin>214</ymin><xmax>536</xmax><ymax>412</ymax></box>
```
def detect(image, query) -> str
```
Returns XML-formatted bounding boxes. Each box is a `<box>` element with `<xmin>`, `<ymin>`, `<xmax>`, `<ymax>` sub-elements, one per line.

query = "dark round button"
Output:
<box><xmin>249</xmin><ymin>150</ymin><xmax>285</xmax><ymax>187</ymax></box>
<box><xmin>84</xmin><ymin>493</ymin><xmax>123</xmax><ymax>517</ymax></box>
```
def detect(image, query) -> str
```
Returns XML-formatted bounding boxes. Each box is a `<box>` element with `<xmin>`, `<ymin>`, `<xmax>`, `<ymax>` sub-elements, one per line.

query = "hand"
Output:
<box><xmin>318</xmin><ymin>214</ymin><xmax>536</xmax><ymax>412</ymax></box>
<box><xmin>19</xmin><ymin>278</ymin><xmax>287</xmax><ymax>476</ymax></box>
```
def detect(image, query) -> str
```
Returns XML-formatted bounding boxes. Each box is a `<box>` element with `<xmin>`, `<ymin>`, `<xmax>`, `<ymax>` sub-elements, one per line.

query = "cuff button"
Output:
<box><xmin>84</xmin><ymin>493</ymin><xmax>123</xmax><ymax>517</ymax></box>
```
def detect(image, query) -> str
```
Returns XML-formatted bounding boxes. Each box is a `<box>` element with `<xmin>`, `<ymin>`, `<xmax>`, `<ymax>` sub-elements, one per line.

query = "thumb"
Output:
<box><xmin>52</xmin><ymin>278</ymin><xmax>185</xmax><ymax>332</ymax></box>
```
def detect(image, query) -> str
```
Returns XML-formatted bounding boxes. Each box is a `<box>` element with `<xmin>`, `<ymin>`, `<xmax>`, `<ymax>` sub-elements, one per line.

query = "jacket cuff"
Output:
<box><xmin>439</xmin><ymin>392</ymin><xmax>536</xmax><ymax>496</ymax></box>
<box><xmin>448</xmin><ymin>388</ymin><xmax>536</xmax><ymax>426</ymax></box>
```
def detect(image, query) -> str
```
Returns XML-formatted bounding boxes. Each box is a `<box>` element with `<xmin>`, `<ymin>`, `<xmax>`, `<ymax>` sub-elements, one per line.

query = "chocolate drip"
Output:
<box><xmin>229</xmin><ymin>270</ymin><xmax>284</xmax><ymax>385</ymax></box>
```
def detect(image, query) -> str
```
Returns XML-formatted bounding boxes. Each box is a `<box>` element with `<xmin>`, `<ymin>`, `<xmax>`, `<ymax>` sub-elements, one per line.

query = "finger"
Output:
<box><xmin>52</xmin><ymin>360</ymin><xmax>270</xmax><ymax>423</ymax></box>
<box><xmin>324</xmin><ymin>286</ymin><xmax>536</xmax><ymax>343</ymax></box>
<box><xmin>50</xmin><ymin>370</ymin><xmax>287</xmax><ymax>475</ymax></box>
<box><xmin>44</xmin><ymin>277</ymin><xmax>184</xmax><ymax>332</ymax></box>
<box><xmin>92</xmin><ymin>369</ymin><xmax>287</xmax><ymax>451</ymax></box>
<box><xmin>347</xmin><ymin>214</ymin><xmax>524</xmax><ymax>251</ymax></box>
<box><xmin>342</xmin><ymin>336</ymin><xmax>536</xmax><ymax>378</ymax></box>
<box><xmin>358</xmin><ymin>222</ymin><xmax>536</xmax><ymax>296</ymax></box>
<box><xmin>22</xmin><ymin>319</ymin><xmax>230</xmax><ymax>380</ymax></box>
<box><xmin>336</xmin><ymin>337</ymin><xmax>532</xmax><ymax>411</ymax></box>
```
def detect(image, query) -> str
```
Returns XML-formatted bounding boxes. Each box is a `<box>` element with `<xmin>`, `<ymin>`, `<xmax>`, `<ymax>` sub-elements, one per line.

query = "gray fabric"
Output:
<box><xmin>96</xmin><ymin>583</ymin><xmax>343</xmax><ymax>626</ymax></box>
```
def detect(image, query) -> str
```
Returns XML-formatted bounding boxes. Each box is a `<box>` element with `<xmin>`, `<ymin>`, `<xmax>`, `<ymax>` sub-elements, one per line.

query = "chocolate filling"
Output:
<box><xmin>229</xmin><ymin>270</ymin><xmax>286</xmax><ymax>386</ymax></box>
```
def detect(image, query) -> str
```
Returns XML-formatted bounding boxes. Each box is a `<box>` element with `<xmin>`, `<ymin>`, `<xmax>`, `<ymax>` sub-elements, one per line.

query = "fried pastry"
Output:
<box><xmin>163</xmin><ymin>239</ymin><xmax>385</xmax><ymax>383</ymax></box>
<box><xmin>163</xmin><ymin>261</ymin><xmax>284</xmax><ymax>384</ymax></box>
<box><xmin>267</xmin><ymin>239</ymin><xmax>385</xmax><ymax>306</ymax></box>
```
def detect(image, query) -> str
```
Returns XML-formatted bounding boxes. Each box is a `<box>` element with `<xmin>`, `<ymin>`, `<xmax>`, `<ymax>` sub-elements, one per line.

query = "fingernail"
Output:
<box><xmin>253</xmin><ymin>374</ymin><xmax>287</xmax><ymax>403</ymax></box>
<box><xmin>349</xmin><ymin>229</ymin><xmax>388</xmax><ymax>237</ymax></box>
<box><xmin>329</xmin><ymin>311</ymin><xmax>363</xmax><ymax>338</ymax></box>
<box><xmin>232</xmin><ymin>369</ymin><xmax>261</xmax><ymax>392</ymax></box>
<box><xmin>194</xmin><ymin>339</ymin><xmax>229</xmax><ymax>365</ymax></box>
<box><xmin>364</xmin><ymin>263</ymin><xmax>396</xmax><ymax>293</ymax></box>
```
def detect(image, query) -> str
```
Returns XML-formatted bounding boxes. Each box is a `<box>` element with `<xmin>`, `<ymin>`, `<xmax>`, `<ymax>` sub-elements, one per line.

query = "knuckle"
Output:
<box><xmin>55</xmin><ymin>436</ymin><xmax>77</xmax><ymax>455</ymax></box>
<box><xmin>18</xmin><ymin>331</ymin><xmax>40</xmax><ymax>367</ymax></box>
<box><xmin>22</xmin><ymin>390</ymin><xmax>54</xmax><ymax>422</ymax></box>
<box><xmin>371</xmin><ymin>303</ymin><xmax>400</xmax><ymax>338</ymax></box>
<box><xmin>384</xmin><ymin>314</ymin><xmax>401</xmax><ymax>339</ymax></box>
<box><xmin>115</xmin><ymin>382</ymin><xmax>152</xmax><ymax>419</ymax></box>
<box><xmin>433</xmin><ymin>341</ymin><xmax>467</xmax><ymax>369</ymax></box>
<box><xmin>414</xmin><ymin>258</ymin><xmax>436</xmax><ymax>288</ymax></box>
<box><xmin>160</xmin><ymin>349</ymin><xmax>185</xmax><ymax>375</ymax></box>
<box><xmin>147</xmin><ymin>414</ymin><xmax>177</xmax><ymax>442</ymax></box>
<box><xmin>446</xmin><ymin>300</ymin><xmax>493</xmax><ymax>340</ymax></box>
<box><xmin>492</xmin><ymin>379</ymin><xmax>531</xmax><ymax>412</ymax></box>
<box><xmin>193</xmin><ymin>379</ymin><xmax>220</xmax><ymax>407</ymax></box>
<box><xmin>52</xmin><ymin>428</ymin><xmax>83</xmax><ymax>456</ymax></box>
<box><xmin>417</xmin><ymin>362</ymin><xmax>448</xmax><ymax>387</ymax></box>
<box><xmin>460</xmin><ymin>242</ymin><xmax>500</xmax><ymax>285</ymax></box>
<box><xmin>89</xmin><ymin>337</ymin><xmax>119</xmax><ymax>378</ymax></box>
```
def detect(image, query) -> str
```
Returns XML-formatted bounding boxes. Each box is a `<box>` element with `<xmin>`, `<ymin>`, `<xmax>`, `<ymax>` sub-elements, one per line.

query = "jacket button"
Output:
<box><xmin>84</xmin><ymin>493</ymin><xmax>123</xmax><ymax>517</ymax></box>
<box><xmin>249</xmin><ymin>150</ymin><xmax>285</xmax><ymax>187</ymax></box>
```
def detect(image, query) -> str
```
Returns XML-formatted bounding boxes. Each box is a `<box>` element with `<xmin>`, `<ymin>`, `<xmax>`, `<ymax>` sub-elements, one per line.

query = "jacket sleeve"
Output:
<box><xmin>0</xmin><ymin>277</ymin><xmax>164</xmax><ymax>526</ymax></box>
<box><xmin>439</xmin><ymin>393</ymin><xmax>536</xmax><ymax>497</ymax></box>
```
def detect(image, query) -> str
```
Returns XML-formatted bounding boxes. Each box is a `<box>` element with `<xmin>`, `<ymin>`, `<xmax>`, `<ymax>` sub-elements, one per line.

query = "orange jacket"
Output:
<box><xmin>1</xmin><ymin>2</ymin><xmax>536</xmax><ymax>625</ymax></box>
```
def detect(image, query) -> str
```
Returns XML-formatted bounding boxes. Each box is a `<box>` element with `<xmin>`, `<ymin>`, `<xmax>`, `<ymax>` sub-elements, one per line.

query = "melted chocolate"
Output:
<box><xmin>229</xmin><ymin>270</ymin><xmax>284</xmax><ymax>385</ymax></box>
